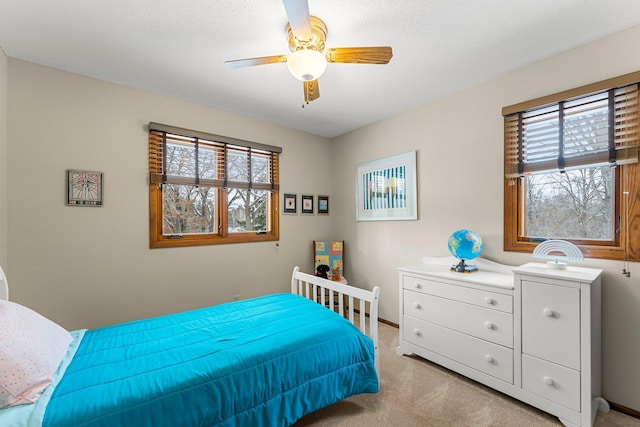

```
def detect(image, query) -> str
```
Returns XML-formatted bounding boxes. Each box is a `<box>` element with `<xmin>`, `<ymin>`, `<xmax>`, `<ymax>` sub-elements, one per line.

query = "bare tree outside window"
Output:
<box><xmin>161</xmin><ymin>141</ymin><xmax>217</xmax><ymax>234</ymax></box>
<box><xmin>163</xmin><ymin>184</ymin><xmax>216</xmax><ymax>234</ymax></box>
<box><xmin>525</xmin><ymin>167</ymin><xmax>613</xmax><ymax>240</ymax></box>
<box><xmin>227</xmin><ymin>189</ymin><xmax>268</xmax><ymax>232</ymax></box>
<box><xmin>225</xmin><ymin>148</ymin><xmax>270</xmax><ymax>233</ymax></box>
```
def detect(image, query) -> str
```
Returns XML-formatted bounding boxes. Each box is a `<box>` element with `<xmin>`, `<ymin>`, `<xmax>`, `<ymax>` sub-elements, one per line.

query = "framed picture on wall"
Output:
<box><xmin>355</xmin><ymin>151</ymin><xmax>417</xmax><ymax>221</ymax></box>
<box><xmin>66</xmin><ymin>169</ymin><xmax>103</xmax><ymax>206</ymax></box>
<box><xmin>283</xmin><ymin>193</ymin><xmax>297</xmax><ymax>214</ymax></box>
<box><xmin>317</xmin><ymin>195</ymin><xmax>329</xmax><ymax>215</ymax></box>
<box><xmin>301</xmin><ymin>194</ymin><xmax>314</xmax><ymax>215</ymax></box>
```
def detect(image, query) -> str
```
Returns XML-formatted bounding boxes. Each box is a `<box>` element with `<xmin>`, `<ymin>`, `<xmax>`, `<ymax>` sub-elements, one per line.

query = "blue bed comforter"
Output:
<box><xmin>41</xmin><ymin>293</ymin><xmax>378</xmax><ymax>427</ymax></box>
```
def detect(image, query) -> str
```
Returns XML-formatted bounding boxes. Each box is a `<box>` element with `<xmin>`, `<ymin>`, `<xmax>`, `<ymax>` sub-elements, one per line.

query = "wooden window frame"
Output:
<box><xmin>503</xmin><ymin>72</ymin><xmax>640</xmax><ymax>262</ymax></box>
<box><xmin>148</xmin><ymin>123</ymin><xmax>280</xmax><ymax>249</ymax></box>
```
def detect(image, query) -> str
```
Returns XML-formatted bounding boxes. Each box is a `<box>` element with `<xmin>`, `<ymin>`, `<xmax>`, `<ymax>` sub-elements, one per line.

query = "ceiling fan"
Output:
<box><xmin>224</xmin><ymin>0</ymin><xmax>393</xmax><ymax>104</ymax></box>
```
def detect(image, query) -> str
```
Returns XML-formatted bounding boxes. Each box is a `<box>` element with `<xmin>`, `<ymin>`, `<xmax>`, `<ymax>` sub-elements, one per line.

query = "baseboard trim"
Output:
<box><xmin>352</xmin><ymin>310</ymin><xmax>398</xmax><ymax>329</ymax></box>
<box><xmin>609</xmin><ymin>401</ymin><xmax>640</xmax><ymax>419</ymax></box>
<box><xmin>379</xmin><ymin>317</ymin><xmax>399</xmax><ymax>328</ymax></box>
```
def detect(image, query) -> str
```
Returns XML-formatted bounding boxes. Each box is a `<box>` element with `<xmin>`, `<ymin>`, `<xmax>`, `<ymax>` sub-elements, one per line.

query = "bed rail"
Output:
<box><xmin>0</xmin><ymin>265</ymin><xmax>7</xmax><ymax>301</ymax></box>
<box><xmin>291</xmin><ymin>266</ymin><xmax>380</xmax><ymax>372</ymax></box>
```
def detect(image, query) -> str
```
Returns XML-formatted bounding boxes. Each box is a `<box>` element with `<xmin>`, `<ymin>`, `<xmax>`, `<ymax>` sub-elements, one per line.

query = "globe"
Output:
<box><xmin>448</xmin><ymin>229</ymin><xmax>483</xmax><ymax>273</ymax></box>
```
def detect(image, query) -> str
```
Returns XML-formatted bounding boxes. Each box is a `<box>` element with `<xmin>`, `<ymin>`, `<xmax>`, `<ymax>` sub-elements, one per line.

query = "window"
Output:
<box><xmin>503</xmin><ymin>72</ymin><xmax>640</xmax><ymax>261</ymax></box>
<box><xmin>148</xmin><ymin>123</ymin><xmax>280</xmax><ymax>248</ymax></box>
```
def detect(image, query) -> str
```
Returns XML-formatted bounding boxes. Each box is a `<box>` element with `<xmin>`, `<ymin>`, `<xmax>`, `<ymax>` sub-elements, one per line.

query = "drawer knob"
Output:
<box><xmin>413</xmin><ymin>302</ymin><xmax>422</xmax><ymax>310</ymax></box>
<box><xmin>543</xmin><ymin>376</ymin><xmax>555</xmax><ymax>386</ymax></box>
<box><xmin>484</xmin><ymin>297</ymin><xmax>496</xmax><ymax>305</ymax></box>
<box><xmin>413</xmin><ymin>329</ymin><xmax>421</xmax><ymax>337</ymax></box>
<box><xmin>413</xmin><ymin>282</ymin><xmax>422</xmax><ymax>289</ymax></box>
<box><xmin>484</xmin><ymin>321</ymin><xmax>496</xmax><ymax>330</ymax></box>
<box><xmin>543</xmin><ymin>308</ymin><xmax>555</xmax><ymax>318</ymax></box>
<box><xmin>484</xmin><ymin>354</ymin><xmax>495</xmax><ymax>364</ymax></box>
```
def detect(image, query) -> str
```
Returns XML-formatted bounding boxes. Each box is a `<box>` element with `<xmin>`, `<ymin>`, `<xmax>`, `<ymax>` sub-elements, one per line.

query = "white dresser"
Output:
<box><xmin>397</xmin><ymin>257</ymin><xmax>609</xmax><ymax>427</ymax></box>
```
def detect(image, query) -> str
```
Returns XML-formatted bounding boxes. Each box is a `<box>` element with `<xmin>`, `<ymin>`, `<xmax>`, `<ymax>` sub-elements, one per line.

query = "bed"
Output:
<box><xmin>0</xmin><ymin>266</ymin><xmax>380</xmax><ymax>427</ymax></box>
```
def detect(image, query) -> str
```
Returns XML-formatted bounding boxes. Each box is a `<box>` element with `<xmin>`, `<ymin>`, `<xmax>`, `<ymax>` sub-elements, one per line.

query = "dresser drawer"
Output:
<box><xmin>403</xmin><ymin>275</ymin><xmax>512</xmax><ymax>313</ymax></box>
<box><xmin>522</xmin><ymin>354</ymin><xmax>580</xmax><ymax>412</ymax></box>
<box><xmin>404</xmin><ymin>290</ymin><xmax>513</xmax><ymax>348</ymax></box>
<box><xmin>522</xmin><ymin>280</ymin><xmax>580</xmax><ymax>370</ymax></box>
<box><xmin>403</xmin><ymin>315</ymin><xmax>513</xmax><ymax>384</ymax></box>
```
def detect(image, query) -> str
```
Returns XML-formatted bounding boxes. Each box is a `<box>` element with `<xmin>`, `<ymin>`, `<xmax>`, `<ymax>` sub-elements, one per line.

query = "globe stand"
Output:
<box><xmin>451</xmin><ymin>259</ymin><xmax>478</xmax><ymax>273</ymax></box>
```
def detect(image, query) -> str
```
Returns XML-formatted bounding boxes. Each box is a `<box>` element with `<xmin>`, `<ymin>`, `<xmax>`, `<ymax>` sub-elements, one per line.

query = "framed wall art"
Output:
<box><xmin>317</xmin><ymin>195</ymin><xmax>329</xmax><ymax>215</ymax></box>
<box><xmin>66</xmin><ymin>169</ymin><xmax>103</xmax><ymax>206</ymax></box>
<box><xmin>355</xmin><ymin>151</ymin><xmax>417</xmax><ymax>221</ymax></box>
<box><xmin>283</xmin><ymin>193</ymin><xmax>297</xmax><ymax>214</ymax></box>
<box><xmin>301</xmin><ymin>194</ymin><xmax>314</xmax><ymax>215</ymax></box>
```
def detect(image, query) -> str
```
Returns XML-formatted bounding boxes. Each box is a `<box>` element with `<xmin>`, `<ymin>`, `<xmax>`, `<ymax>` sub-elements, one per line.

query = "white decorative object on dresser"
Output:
<box><xmin>397</xmin><ymin>256</ymin><xmax>609</xmax><ymax>427</ymax></box>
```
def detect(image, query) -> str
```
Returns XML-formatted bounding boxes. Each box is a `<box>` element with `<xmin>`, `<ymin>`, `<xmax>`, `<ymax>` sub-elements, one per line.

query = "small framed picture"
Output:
<box><xmin>317</xmin><ymin>195</ymin><xmax>329</xmax><ymax>215</ymax></box>
<box><xmin>301</xmin><ymin>194</ymin><xmax>314</xmax><ymax>214</ymax></box>
<box><xmin>66</xmin><ymin>169</ymin><xmax>103</xmax><ymax>206</ymax></box>
<box><xmin>283</xmin><ymin>193</ymin><xmax>297</xmax><ymax>214</ymax></box>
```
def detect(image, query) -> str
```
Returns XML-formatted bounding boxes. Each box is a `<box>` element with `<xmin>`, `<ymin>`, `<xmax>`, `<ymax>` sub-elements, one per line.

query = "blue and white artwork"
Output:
<box><xmin>362</xmin><ymin>166</ymin><xmax>407</xmax><ymax>210</ymax></box>
<box><xmin>356</xmin><ymin>151</ymin><xmax>417</xmax><ymax>221</ymax></box>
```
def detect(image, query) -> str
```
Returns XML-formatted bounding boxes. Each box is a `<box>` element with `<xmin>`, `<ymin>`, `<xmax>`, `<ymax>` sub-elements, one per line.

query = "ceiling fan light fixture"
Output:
<box><xmin>286</xmin><ymin>49</ymin><xmax>327</xmax><ymax>81</ymax></box>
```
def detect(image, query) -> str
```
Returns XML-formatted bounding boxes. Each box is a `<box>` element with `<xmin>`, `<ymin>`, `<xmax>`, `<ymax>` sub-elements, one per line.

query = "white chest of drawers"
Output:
<box><xmin>397</xmin><ymin>257</ymin><xmax>608</xmax><ymax>427</ymax></box>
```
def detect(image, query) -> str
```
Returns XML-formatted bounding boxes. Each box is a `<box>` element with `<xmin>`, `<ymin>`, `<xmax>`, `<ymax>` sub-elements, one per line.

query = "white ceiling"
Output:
<box><xmin>1</xmin><ymin>0</ymin><xmax>640</xmax><ymax>138</ymax></box>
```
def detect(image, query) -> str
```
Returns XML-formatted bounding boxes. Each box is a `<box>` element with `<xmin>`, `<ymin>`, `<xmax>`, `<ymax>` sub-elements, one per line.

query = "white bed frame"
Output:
<box><xmin>291</xmin><ymin>266</ymin><xmax>380</xmax><ymax>372</ymax></box>
<box><xmin>0</xmin><ymin>265</ymin><xmax>7</xmax><ymax>301</ymax></box>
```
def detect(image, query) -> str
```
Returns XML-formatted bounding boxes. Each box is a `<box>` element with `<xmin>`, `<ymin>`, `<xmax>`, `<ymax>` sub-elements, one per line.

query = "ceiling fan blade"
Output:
<box><xmin>304</xmin><ymin>80</ymin><xmax>319</xmax><ymax>103</ymax></box>
<box><xmin>325</xmin><ymin>47</ymin><xmax>393</xmax><ymax>64</ymax></box>
<box><xmin>282</xmin><ymin>0</ymin><xmax>311</xmax><ymax>41</ymax></box>
<box><xmin>224</xmin><ymin>55</ymin><xmax>288</xmax><ymax>69</ymax></box>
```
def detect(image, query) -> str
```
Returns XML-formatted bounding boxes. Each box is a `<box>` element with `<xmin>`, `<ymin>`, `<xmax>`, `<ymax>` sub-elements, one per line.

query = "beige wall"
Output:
<box><xmin>6</xmin><ymin>59</ymin><xmax>336</xmax><ymax>330</ymax></box>
<box><xmin>332</xmin><ymin>24</ymin><xmax>640</xmax><ymax>411</ymax></box>
<box><xmin>0</xmin><ymin>48</ymin><xmax>7</xmax><ymax>270</ymax></box>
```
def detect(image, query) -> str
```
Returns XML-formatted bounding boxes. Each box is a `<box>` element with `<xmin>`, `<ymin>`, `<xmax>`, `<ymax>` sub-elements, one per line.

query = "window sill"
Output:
<box><xmin>150</xmin><ymin>232</ymin><xmax>278</xmax><ymax>248</ymax></box>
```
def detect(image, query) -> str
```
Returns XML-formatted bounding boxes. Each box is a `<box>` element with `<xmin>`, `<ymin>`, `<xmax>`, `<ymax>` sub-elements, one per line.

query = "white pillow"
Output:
<box><xmin>0</xmin><ymin>299</ymin><xmax>72</xmax><ymax>408</ymax></box>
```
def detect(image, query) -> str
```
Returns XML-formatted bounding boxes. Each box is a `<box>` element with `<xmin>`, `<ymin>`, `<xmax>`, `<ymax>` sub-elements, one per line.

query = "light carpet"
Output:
<box><xmin>294</xmin><ymin>322</ymin><xmax>639</xmax><ymax>427</ymax></box>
